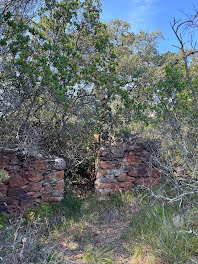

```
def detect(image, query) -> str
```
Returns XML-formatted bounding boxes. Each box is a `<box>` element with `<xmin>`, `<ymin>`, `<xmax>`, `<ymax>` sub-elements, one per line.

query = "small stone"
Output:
<box><xmin>126</xmin><ymin>156</ymin><xmax>139</xmax><ymax>163</ymax></box>
<box><xmin>26</xmin><ymin>192</ymin><xmax>41</xmax><ymax>198</ymax></box>
<box><xmin>7</xmin><ymin>188</ymin><xmax>26</xmax><ymax>197</ymax></box>
<box><xmin>52</xmin><ymin>158</ymin><xmax>66</xmax><ymax>170</ymax></box>
<box><xmin>99</xmin><ymin>169</ymin><xmax>108</xmax><ymax>176</ymax></box>
<box><xmin>33</xmin><ymin>161</ymin><xmax>48</xmax><ymax>170</ymax></box>
<box><xmin>51</xmin><ymin>190</ymin><xmax>63</xmax><ymax>197</ymax></box>
<box><xmin>27</xmin><ymin>182</ymin><xmax>42</xmax><ymax>192</ymax></box>
<box><xmin>9</xmin><ymin>175</ymin><xmax>28</xmax><ymax>188</ymax></box>
<box><xmin>52</xmin><ymin>181</ymin><xmax>64</xmax><ymax>189</ymax></box>
<box><xmin>119</xmin><ymin>182</ymin><xmax>134</xmax><ymax>189</ymax></box>
<box><xmin>26</xmin><ymin>171</ymin><xmax>43</xmax><ymax>182</ymax></box>
<box><xmin>127</xmin><ymin>169</ymin><xmax>139</xmax><ymax>177</ymax></box>
<box><xmin>136</xmin><ymin>168</ymin><xmax>147</xmax><ymax>176</ymax></box>
<box><xmin>7</xmin><ymin>205</ymin><xmax>20</xmax><ymax>216</ymax></box>
<box><xmin>111</xmin><ymin>147</ymin><xmax>125</xmax><ymax>158</ymax></box>
<box><xmin>45</xmin><ymin>170</ymin><xmax>64</xmax><ymax>180</ymax></box>
<box><xmin>150</xmin><ymin>168</ymin><xmax>161</xmax><ymax>178</ymax></box>
<box><xmin>50</xmin><ymin>178</ymin><xmax>57</xmax><ymax>184</ymax></box>
<box><xmin>99</xmin><ymin>161</ymin><xmax>115</xmax><ymax>169</ymax></box>
<box><xmin>43</xmin><ymin>196</ymin><xmax>62</xmax><ymax>202</ymax></box>
<box><xmin>59</xmin><ymin>242</ymin><xmax>67</xmax><ymax>249</ymax></box>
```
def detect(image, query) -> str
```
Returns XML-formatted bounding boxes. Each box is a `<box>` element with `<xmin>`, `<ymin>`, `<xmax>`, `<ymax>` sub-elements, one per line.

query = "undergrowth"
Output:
<box><xmin>0</xmin><ymin>188</ymin><xmax>197</xmax><ymax>264</ymax></box>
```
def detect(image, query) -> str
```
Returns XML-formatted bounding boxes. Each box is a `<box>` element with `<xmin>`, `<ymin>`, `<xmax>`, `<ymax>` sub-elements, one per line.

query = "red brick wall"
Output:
<box><xmin>95</xmin><ymin>139</ymin><xmax>161</xmax><ymax>199</ymax></box>
<box><xmin>0</xmin><ymin>150</ymin><xmax>65</xmax><ymax>216</ymax></box>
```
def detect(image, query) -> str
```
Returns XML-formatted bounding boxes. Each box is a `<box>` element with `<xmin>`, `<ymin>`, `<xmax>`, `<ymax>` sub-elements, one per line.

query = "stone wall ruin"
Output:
<box><xmin>95</xmin><ymin>138</ymin><xmax>161</xmax><ymax>199</ymax></box>
<box><xmin>0</xmin><ymin>149</ymin><xmax>66</xmax><ymax>216</ymax></box>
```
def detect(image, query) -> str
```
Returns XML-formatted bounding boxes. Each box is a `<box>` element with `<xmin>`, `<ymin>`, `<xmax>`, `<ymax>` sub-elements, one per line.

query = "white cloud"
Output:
<box><xmin>127</xmin><ymin>0</ymin><xmax>160</xmax><ymax>31</ymax></box>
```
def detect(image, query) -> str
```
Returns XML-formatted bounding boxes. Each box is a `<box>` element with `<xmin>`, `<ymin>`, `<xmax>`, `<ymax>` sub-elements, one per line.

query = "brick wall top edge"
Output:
<box><xmin>0</xmin><ymin>149</ymin><xmax>66</xmax><ymax>170</ymax></box>
<box><xmin>101</xmin><ymin>138</ymin><xmax>161</xmax><ymax>151</ymax></box>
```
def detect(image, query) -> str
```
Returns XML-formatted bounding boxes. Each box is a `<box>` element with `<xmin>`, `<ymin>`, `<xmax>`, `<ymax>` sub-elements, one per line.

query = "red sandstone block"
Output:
<box><xmin>0</xmin><ymin>184</ymin><xmax>8</xmax><ymax>196</ymax></box>
<box><xmin>126</xmin><ymin>176</ymin><xmax>136</xmax><ymax>182</ymax></box>
<box><xmin>9</xmin><ymin>175</ymin><xmax>28</xmax><ymax>188</ymax></box>
<box><xmin>127</xmin><ymin>169</ymin><xmax>139</xmax><ymax>177</ymax></box>
<box><xmin>26</xmin><ymin>192</ymin><xmax>41</xmax><ymax>198</ymax></box>
<box><xmin>45</xmin><ymin>170</ymin><xmax>64</xmax><ymax>180</ymax></box>
<box><xmin>119</xmin><ymin>182</ymin><xmax>134</xmax><ymax>188</ymax></box>
<box><xmin>26</xmin><ymin>171</ymin><xmax>43</xmax><ymax>182</ymax></box>
<box><xmin>43</xmin><ymin>185</ymin><xmax>51</xmax><ymax>193</ymax></box>
<box><xmin>99</xmin><ymin>161</ymin><xmax>115</xmax><ymax>169</ymax></box>
<box><xmin>99</xmin><ymin>169</ymin><xmax>108</xmax><ymax>176</ymax></box>
<box><xmin>126</xmin><ymin>156</ymin><xmax>139</xmax><ymax>163</ymax></box>
<box><xmin>27</xmin><ymin>182</ymin><xmax>42</xmax><ymax>192</ymax></box>
<box><xmin>117</xmin><ymin>172</ymin><xmax>127</xmax><ymax>182</ymax></box>
<box><xmin>150</xmin><ymin>168</ymin><xmax>161</xmax><ymax>178</ymax></box>
<box><xmin>33</xmin><ymin>161</ymin><xmax>49</xmax><ymax>170</ymax></box>
<box><xmin>52</xmin><ymin>181</ymin><xmax>64</xmax><ymax>190</ymax></box>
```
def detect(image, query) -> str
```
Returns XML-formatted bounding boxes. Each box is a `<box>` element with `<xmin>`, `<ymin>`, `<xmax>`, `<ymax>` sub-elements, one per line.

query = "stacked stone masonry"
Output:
<box><xmin>95</xmin><ymin>138</ymin><xmax>161</xmax><ymax>199</ymax></box>
<box><xmin>0</xmin><ymin>149</ymin><xmax>66</xmax><ymax>216</ymax></box>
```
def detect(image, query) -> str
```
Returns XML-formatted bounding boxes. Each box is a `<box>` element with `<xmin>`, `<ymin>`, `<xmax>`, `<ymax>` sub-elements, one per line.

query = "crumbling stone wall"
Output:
<box><xmin>95</xmin><ymin>138</ymin><xmax>161</xmax><ymax>199</ymax></box>
<box><xmin>0</xmin><ymin>149</ymin><xmax>66</xmax><ymax>216</ymax></box>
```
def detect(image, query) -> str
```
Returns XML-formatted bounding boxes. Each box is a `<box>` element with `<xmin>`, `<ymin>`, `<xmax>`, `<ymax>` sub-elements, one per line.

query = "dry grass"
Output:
<box><xmin>0</xmin><ymin>191</ymin><xmax>140</xmax><ymax>264</ymax></box>
<box><xmin>0</xmin><ymin>188</ymin><xmax>197</xmax><ymax>264</ymax></box>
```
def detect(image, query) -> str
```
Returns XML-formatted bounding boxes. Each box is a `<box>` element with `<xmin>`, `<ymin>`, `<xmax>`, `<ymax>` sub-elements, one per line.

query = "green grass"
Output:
<box><xmin>128</xmin><ymin>203</ymin><xmax>198</xmax><ymax>264</ymax></box>
<box><xmin>83</xmin><ymin>245</ymin><xmax>114</xmax><ymax>264</ymax></box>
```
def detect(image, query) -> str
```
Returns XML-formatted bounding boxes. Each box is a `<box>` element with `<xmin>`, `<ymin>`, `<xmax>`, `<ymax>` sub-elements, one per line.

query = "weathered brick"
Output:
<box><xmin>99</xmin><ymin>161</ymin><xmax>115</xmax><ymax>169</ymax></box>
<box><xmin>26</xmin><ymin>192</ymin><xmax>41</xmax><ymax>198</ymax></box>
<box><xmin>126</xmin><ymin>156</ymin><xmax>139</xmax><ymax>163</ymax></box>
<box><xmin>9</xmin><ymin>175</ymin><xmax>28</xmax><ymax>188</ymax></box>
<box><xmin>45</xmin><ymin>170</ymin><xmax>64</xmax><ymax>180</ymax></box>
<box><xmin>150</xmin><ymin>168</ymin><xmax>161</xmax><ymax>178</ymax></box>
<box><xmin>119</xmin><ymin>182</ymin><xmax>134</xmax><ymax>189</ymax></box>
<box><xmin>26</xmin><ymin>171</ymin><xmax>43</xmax><ymax>182</ymax></box>
<box><xmin>99</xmin><ymin>169</ymin><xmax>109</xmax><ymax>176</ymax></box>
<box><xmin>33</xmin><ymin>161</ymin><xmax>49</xmax><ymax>170</ymax></box>
<box><xmin>127</xmin><ymin>169</ymin><xmax>139</xmax><ymax>177</ymax></box>
<box><xmin>27</xmin><ymin>182</ymin><xmax>42</xmax><ymax>192</ymax></box>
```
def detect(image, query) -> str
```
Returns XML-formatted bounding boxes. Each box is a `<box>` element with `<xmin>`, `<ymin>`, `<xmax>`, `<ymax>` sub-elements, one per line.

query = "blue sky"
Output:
<box><xmin>100</xmin><ymin>0</ymin><xmax>198</xmax><ymax>53</ymax></box>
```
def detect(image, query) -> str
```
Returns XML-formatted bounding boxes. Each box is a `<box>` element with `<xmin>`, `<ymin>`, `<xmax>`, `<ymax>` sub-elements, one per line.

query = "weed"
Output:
<box><xmin>0</xmin><ymin>212</ymin><xmax>8</xmax><ymax>231</ymax></box>
<box><xmin>128</xmin><ymin>203</ymin><xmax>198</xmax><ymax>264</ymax></box>
<box><xmin>83</xmin><ymin>245</ymin><xmax>114</xmax><ymax>264</ymax></box>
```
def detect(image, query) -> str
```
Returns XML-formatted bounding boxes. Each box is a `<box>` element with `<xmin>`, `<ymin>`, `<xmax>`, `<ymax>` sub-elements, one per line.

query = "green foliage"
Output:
<box><xmin>0</xmin><ymin>169</ymin><xmax>9</xmax><ymax>197</ymax></box>
<box><xmin>154</xmin><ymin>64</ymin><xmax>193</xmax><ymax>120</ymax></box>
<box><xmin>27</xmin><ymin>202</ymin><xmax>54</xmax><ymax>222</ymax></box>
<box><xmin>0</xmin><ymin>169</ymin><xmax>9</xmax><ymax>183</ymax></box>
<box><xmin>0</xmin><ymin>213</ymin><xmax>8</xmax><ymax>231</ymax></box>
